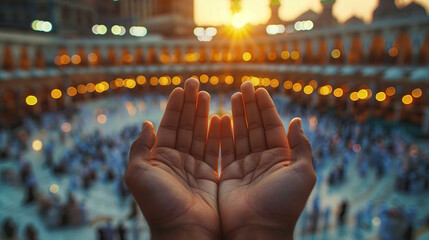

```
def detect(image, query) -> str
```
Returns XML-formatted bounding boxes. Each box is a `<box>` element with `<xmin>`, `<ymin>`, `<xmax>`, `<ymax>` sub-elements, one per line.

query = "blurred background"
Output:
<box><xmin>1</xmin><ymin>0</ymin><xmax>429</xmax><ymax>239</ymax></box>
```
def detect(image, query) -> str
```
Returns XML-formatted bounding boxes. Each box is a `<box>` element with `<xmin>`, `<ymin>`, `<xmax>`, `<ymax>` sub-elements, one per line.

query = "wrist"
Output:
<box><xmin>151</xmin><ymin>224</ymin><xmax>220</xmax><ymax>240</ymax></box>
<box><xmin>223</xmin><ymin>225</ymin><xmax>293</xmax><ymax>240</ymax></box>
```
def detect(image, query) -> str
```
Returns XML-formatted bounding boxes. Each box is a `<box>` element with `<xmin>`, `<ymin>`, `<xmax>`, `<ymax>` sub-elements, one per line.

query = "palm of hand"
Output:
<box><xmin>127</xmin><ymin>147</ymin><xmax>219</xmax><ymax>233</ymax></box>
<box><xmin>220</xmin><ymin>148</ymin><xmax>314</xmax><ymax>237</ymax></box>
<box><xmin>218</xmin><ymin>82</ymin><xmax>315</xmax><ymax>239</ymax></box>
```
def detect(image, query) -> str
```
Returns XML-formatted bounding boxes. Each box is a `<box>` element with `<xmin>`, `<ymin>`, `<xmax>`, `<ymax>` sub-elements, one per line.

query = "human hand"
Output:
<box><xmin>219</xmin><ymin>82</ymin><xmax>316</xmax><ymax>240</ymax></box>
<box><xmin>125</xmin><ymin>79</ymin><xmax>221</xmax><ymax>240</ymax></box>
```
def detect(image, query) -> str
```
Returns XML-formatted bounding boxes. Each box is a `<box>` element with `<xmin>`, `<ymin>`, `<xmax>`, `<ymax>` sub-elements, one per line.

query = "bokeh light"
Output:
<box><xmin>32</xmin><ymin>139</ymin><xmax>43</xmax><ymax>152</ymax></box>
<box><xmin>51</xmin><ymin>89</ymin><xmax>62</xmax><ymax>99</ymax></box>
<box><xmin>402</xmin><ymin>95</ymin><xmax>413</xmax><ymax>105</ymax></box>
<box><xmin>26</xmin><ymin>95</ymin><xmax>38</xmax><ymax>106</ymax></box>
<box><xmin>97</xmin><ymin>114</ymin><xmax>107</xmax><ymax>124</ymax></box>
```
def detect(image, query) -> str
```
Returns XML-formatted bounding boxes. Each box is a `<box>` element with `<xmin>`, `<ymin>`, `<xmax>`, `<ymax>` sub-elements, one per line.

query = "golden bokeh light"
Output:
<box><xmin>51</xmin><ymin>89</ymin><xmax>62</xmax><ymax>99</ymax></box>
<box><xmin>292</xmin><ymin>83</ymin><xmax>302</xmax><ymax>92</ymax></box>
<box><xmin>319</xmin><ymin>85</ymin><xmax>332</xmax><ymax>96</ymax></box>
<box><xmin>291</xmin><ymin>51</ymin><xmax>300</xmax><ymax>60</ymax></box>
<box><xmin>270</xmin><ymin>79</ymin><xmax>279</xmax><ymax>88</ymax></box>
<box><xmin>60</xmin><ymin>55</ymin><xmax>70</xmax><ymax>65</ymax></box>
<box><xmin>284</xmin><ymin>80</ymin><xmax>293</xmax><ymax>89</ymax></box>
<box><xmin>71</xmin><ymin>55</ymin><xmax>81</xmax><ymax>64</ymax></box>
<box><xmin>242</xmin><ymin>52</ymin><xmax>252</xmax><ymax>61</ymax></box>
<box><xmin>385</xmin><ymin>87</ymin><xmax>396</xmax><ymax>96</ymax></box>
<box><xmin>402</xmin><ymin>95</ymin><xmax>413</xmax><ymax>105</ymax></box>
<box><xmin>357</xmin><ymin>89</ymin><xmax>369</xmax><ymax>99</ymax></box>
<box><xmin>115</xmin><ymin>78</ymin><xmax>124</xmax><ymax>87</ymax></box>
<box><xmin>172</xmin><ymin>76</ymin><xmax>182</xmax><ymax>85</ymax></box>
<box><xmin>261</xmin><ymin>78</ymin><xmax>270</xmax><ymax>87</ymax></box>
<box><xmin>67</xmin><ymin>87</ymin><xmax>77</xmax><ymax>96</ymax></box>
<box><xmin>331</xmin><ymin>49</ymin><xmax>341</xmax><ymax>59</ymax></box>
<box><xmin>95</xmin><ymin>83</ymin><xmax>104</xmax><ymax>93</ymax></box>
<box><xmin>200</xmin><ymin>74</ymin><xmax>209</xmax><ymax>83</ymax></box>
<box><xmin>412</xmin><ymin>88</ymin><xmax>422</xmax><ymax>98</ymax></box>
<box><xmin>231</xmin><ymin>13</ymin><xmax>247</xmax><ymax>28</ymax></box>
<box><xmin>303</xmin><ymin>85</ymin><xmax>314</xmax><ymax>95</ymax></box>
<box><xmin>150</xmin><ymin>77</ymin><xmax>159</xmax><ymax>86</ymax></box>
<box><xmin>281</xmin><ymin>51</ymin><xmax>290</xmax><ymax>60</ymax></box>
<box><xmin>77</xmin><ymin>84</ymin><xmax>87</xmax><ymax>94</ymax></box>
<box><xmin>88</xmin><ymin>53</ymin><xmax>98</xmax><ymax>64</ymax></box>
<box><xmin>333</xmin><ymin>88</ymin><xmax>344</xmax><ymax>97</ymax></box>
<box><xmin>125</xmin><ymin>79</ymin><xmax>137</xmax><ymax>88</ymax></box>
<box><xmin>350</xmin><ymin>92</ymin><xmax>359</xmax><ymax>101</ymax></box>
<box><xmin>250</xmin><ymin>77</ymin><xmax>260</xmax><ymax>86</ymax></box>
<box><xmin>375</xmin><ymin>92</ymin><xmax>386</xmax><ymax>102</ymax></box>
<box><xmin>225</xmin><ymin>76</ymin><xmax>234</xmax><ymax>85</ymax></box>
<box><xmin>87</xmin><ymin>83</ymin><xmax>95</xmax><ymax>92</ymax></box>
<box><xmin>32</xmin><ymin>139</ymin><xmax>43</xmax><ymax>151</ymax></box>
<box><xmin>50</xmin><ymin>184</ymin><xmax>59</xmax><ymax>194</ymax></box>
<box><xmin>210</xmin><ymin>76</ymin><xmax>219</xmax><ymax>85</ymax></box>
<box><xmin>26</xmin><ymin>95</ymin><xmax>38</xmax><ymax>106</ymax></box>
<box><xmin>309</xmin><ymin>80</ymin><xmax>318</xmax><ymax>88</ymax></box>
<box><xmin>97</xmin><ymin>114</ymin><xmax>107</xmax><ymax>124</ymax></box>
<box><xmin>137</xmin><ymin>75</ymin><xmax>146</xmax><ymax>85</ymax></box>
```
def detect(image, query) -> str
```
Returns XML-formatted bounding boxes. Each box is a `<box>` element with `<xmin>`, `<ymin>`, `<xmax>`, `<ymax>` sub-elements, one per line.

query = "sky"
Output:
<box><xmin>194</xmin><ymin>0</ymin><xmax>429</xmax><ymax>26</ymax></box>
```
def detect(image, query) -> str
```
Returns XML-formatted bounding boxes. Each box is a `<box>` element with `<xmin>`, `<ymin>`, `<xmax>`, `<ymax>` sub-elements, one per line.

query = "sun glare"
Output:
<box><xmin>231</xmin><ymin>13</ymin><xmax>247</xmax><ymax>28</ymax></box>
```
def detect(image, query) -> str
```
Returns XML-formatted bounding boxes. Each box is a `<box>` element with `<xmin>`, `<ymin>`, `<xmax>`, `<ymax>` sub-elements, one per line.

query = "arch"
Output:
<box><xmin>369</xmin><ymin>35</ymin><xmax>385</xmax><ymax>65</ymax></box>
<box><xmin>20</xmin><ymin>46</ymin><xmax>30</xmax><ymax>70</ymax></box>
<box><xmin>348</xmin><ymin>35</ymin><xmax>364</xmax><ymax>65</ymax></box>
<box><xmin>257</xmin><ymin>44</ymin><xmax>266</xmax><ymax>63</ymax></box>
<box><xmin>418</xmin><ymin>33</ymin><xmax>429</xmax><ymax>65</ymax></box>
<box><xmin>77</xmin><ymin>47</ymin><xmax>87</xmax><ymax>66</ymax></box>
<box><xmin>107</xmin><ymin>47</ymin><xmax>117</xmax><ymax>66</ymax></box>
<box><xmin>210</xmin><ymin>47</ymin><xmax>221</xmax><ymax>62</ymax></box>
<box><xmin>159</xmin><ymin>47</ymin><xmax>170</xmax><ymax>64</ymax></box>
<box><xmin>135</xmin><ymin>47</ymin><xmax>144</xmax><ymax>65</ymax></box>
<box><xmin>3</xmin><ymin>45</ymin><xmax>13</xmax><ymax>71</ymax></box>
<box><xmin>292</xmin><ymin>42</ymin><xmax>301</xmax><ymax>64</ymax></box>
<box><xmin>122</xmin><ymin>47</ymin><xmax>134</xmax><ymax>65</ymax></box>
<box><xmin>331</xmin><ymin>38</ymin><xmax>344</xmax><ymax>64</ymax></box>
<box><xmin>303</xmin><ymin>40</ymin><xmax>313</xmax><ymax>64</ymax></box>
<box><xmin>317</xmin><ymin>39</ymin><xmax>327</xmax><ymax>65</ymax></box>
<box><xmin>267</xmin><ymin>44</ymin><xmax>277</xmax><ymax>62</ymax></box>
<box><xmin>221</xmin><ymin>47</ymin><xmax>232</xmax><ymax>62</ymax></box>
<box><xmin>198</xmin><ymin>47</ymin><xmax>207</xmax><ymax>63</ymax></box>
<box><xmin>146</xmin><ymin>47</ymin><xmax>157</xmax><ymax>64</ymax></box>
<box><xmin>171</xmin><ymin>47</ymin><xmax>182</xmax><ymax>63</ymax></box>
<box><xmin>35</xmin><ymin>46</ymin><xmax>45</xmax><ymax>69</ymax></box>
<box><xmin>393</xmin><ymin>33</ymin><xmax>413</xmax><ymax>65</ymax></box>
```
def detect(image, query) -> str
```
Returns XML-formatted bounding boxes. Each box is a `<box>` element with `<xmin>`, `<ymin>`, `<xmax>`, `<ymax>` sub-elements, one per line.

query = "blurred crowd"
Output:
<box><xmin>0</xmin><ymin>94</ymin><xmax>428</xmax><ymax>240</ymax></box>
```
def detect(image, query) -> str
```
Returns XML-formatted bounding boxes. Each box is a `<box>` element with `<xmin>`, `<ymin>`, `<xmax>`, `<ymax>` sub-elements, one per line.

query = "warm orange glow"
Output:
<box><xmin>281</xmin><ymin>51</ymin><xmax>290</xmax><ymax>60</ymax></box>
<box><xmin>51</xmin><ymin>89</ymin><xmax>62</xmax><ymax>99</ymax></box>
<box><xmin>200</xmin><ymin>74</ymin><xmax>209</xmax><ymax>83</ymax></box>
<box><xmin>125</xmin><ymin>79</ymin><xmax>137</xmax><ymax>88</ymax></box>
<box><xmin>88</xmin><ymin>53</ymin><xmax>98</xmax><ymax>64</ymax></box>
<box><xmin>284</xmin><ymin>80</ymin><xmax>293</xmax><ymax>89</ymax></box>
<box><xmin>385</xmin><ymin>87</ymin><xmax>396</xmax><ymax>96</ymax></box>
<box><xmin>172</xmin><ymin>76</ymin><xmax>182</xmax><ymax>85</ymax></box>
<box><xmin>97</xmin><ymin>114</ymin><xmax>107</xmax><ymax>124</ymax></box>
<box><xmin>210</xmin><ymin>76</ymin><xmax>219</xmax><ymax>85</ymax></box>
<box><xmin>159</xmin><ymin>76</ymin><xmax>170</xmax><ymax>86</ymax></box>
<box><xmin>101</xmin><ymin>81</ymin><xmax>109</xmax><ymax>91</ymax></box>
<box><xmin>291</xmin><ymin>51</ymin><xmax>300</xmax><ymax>60</ymax></box>
<box><xmin>26</xmin><ymin>95</ymin><xmax>38</xmax><ymax>106</ymax></box>
<box><xmin>268</xmin><ymin>52</ymin><xmax>277</xmax><ymax>61</ymax></box>
<box><xmin>261</xmin><ymin>78</ymin><xmax>270</xmax><ymax>87</ymax></box>
<box><xmin>150</xmin><ymin>77</ymin><xmax>159</xmax><ymax>86</ymax></box>
<box><xmin>242</xmin><ymin>52</ymin><xmax>252</xmax><ymax>61</ymax></box>
<box><xmin>60</xmin><ymin>55</ymin><xmax>70</xmax><ymax>65</ymax></box>
<box><xmin>95</xmin><ymin>83</ymin><xmax>105</xmax><ymax>93</ymax></box>
<box><xmin>67</xmin><ymin>87</ymin><xmax>77</xmax><ymax>96</ymax></box>
<box><xmin>319</xmin><ymin>85</ymin><xmax>332</xmax><ymax>95</ymax></box>
<box><xmin>309</xmin><ymin>80</ymin><xmax>318</xmax><ymax>88</ymax></box>
<box><xmin>333</xmin><ymin>88</ymin><xmax>344</xmax><ymax>97</ymax></box>
<box><xmin>292</xmin><ymin>83</ymin><xmax>302</xmax><ymax>92</ymax></box>
<box><xmin>115</xmin><ymin>78</ymin><xmax>124</xmax><ymax>87</ymax></box>
<box><xmin>388</xmin><ymin>47</ymin><xmax>398</xmax><ymax>57</ymax></box>
<box><xmin>71</xmin><ymin>55</ymin><xmax>81</xmax><ymax>64</ymax></box>
<box><xmin>123</xmin><ymin>53</ymin><xmax>134</xmax><ymax>63</ymax></box>
<box><xmin>241</xmin><ymin>76</ymin><xmax>248</xmax><ymax>83</ymax></box>
<box><xmin>231</xmin><ymin>13</ymin><xmax>247</xmax><ymax>28</ymax></box>
<box><xmin>250</xmin><ymin>77</ymin><xmax>260</xmax><ymax>86</ymax></box>
<box><xmin>87</xmin><ymin>83</ymin><xmax>95</xmax><ymax>92</ymax></box>
<box><xmin>77</xmin><ymin>84</ymin><xmax>87</xmax><ymax>94</ymax></box>
<box><xmin>402</xmin><ymin>95</ymin><xmax>413</xmax><ymax>105</ymax></box>
<box><xmin>357</xmin><ymin>89</ymin><xmax>369</xmax><ymax>100</ymax></box>
<box><xmin>412</xmin><ymin>88</ymin><xmax>422</xmax><ymax>98</ymax></box>
<box><xmin>303</xmin><ymin>85</ymin><xmax>313</xmax><ymax>95</ymax></box>
<box><xmin>375</xmin><ymin>92</ymin><xmax>386</xmax><ymax>102</ymax></box>
<box><xmin>270</xmin><ymin>79</ymin><xmax>279</xmax><ymax>88</ymax></box>
<box><xmin>137</xmin><ymin>75</ymin><xmax>146</xmax><ymax>85</ymax></box>
<box><xmin>350</xmin><ymin>92</ymin><xmax>359</xmax><ymax>101</ymax></box>
<box><xmin>225</xmin><ymin>76</ymin><xmax>234</xmax><ymax>85</ymax></box>
<box><xmin>331</xmin><ymin>49</ymin><xmax>341</xmax><ymax>59</ymax></box>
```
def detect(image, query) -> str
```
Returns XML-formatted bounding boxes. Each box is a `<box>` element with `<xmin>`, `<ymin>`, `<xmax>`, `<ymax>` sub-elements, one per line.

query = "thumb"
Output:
<box><xmin>287</xmin><ymin>118</ymin><xmax>312</xmax><ymax>164</ymax></box>
<box><xmin>129</xmin><ymin>121</ymin><xmax>155</xmax><ymax>163</ymax></box>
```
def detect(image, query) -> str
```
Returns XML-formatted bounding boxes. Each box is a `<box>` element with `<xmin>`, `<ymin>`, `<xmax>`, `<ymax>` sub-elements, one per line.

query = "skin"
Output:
<box><xmin>126</xmin><ymin>79</ymin><xmax>316</xmax><ymax>240</ymax></box>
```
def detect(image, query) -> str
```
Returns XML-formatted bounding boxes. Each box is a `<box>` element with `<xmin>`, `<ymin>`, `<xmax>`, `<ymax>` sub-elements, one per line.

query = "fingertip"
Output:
<box><xmin>185</xmin><ymin>78</ymin><xmax>199</xmax><ymax>89</ymax></box>
<box><xmin>255</xmin><ymin>87</ymin><xmax>270</xmax><ymax>96</ymax></box>
<box><xmin>198</xmin><ymin>91</ymin><xmax>211</xmax><ymax>102</ymax></box>
<box><xmin>211</xmin><ymin>114</ymin><xmax>221</xmax><ymax>122</ymax></box>
<box><xmin>221</xmin><ymin>114</ymin><xmax>232</xmax><ymax>124</ymax></box>
<box><xmin>289</xmin><ymin>117</ymin><xmax>303</xmax><ymax>131</ymax></box>
<box><xmin>241</xmin><ymin>81</ymin><xmax>254</xmax><ymax>92</ymax></box>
